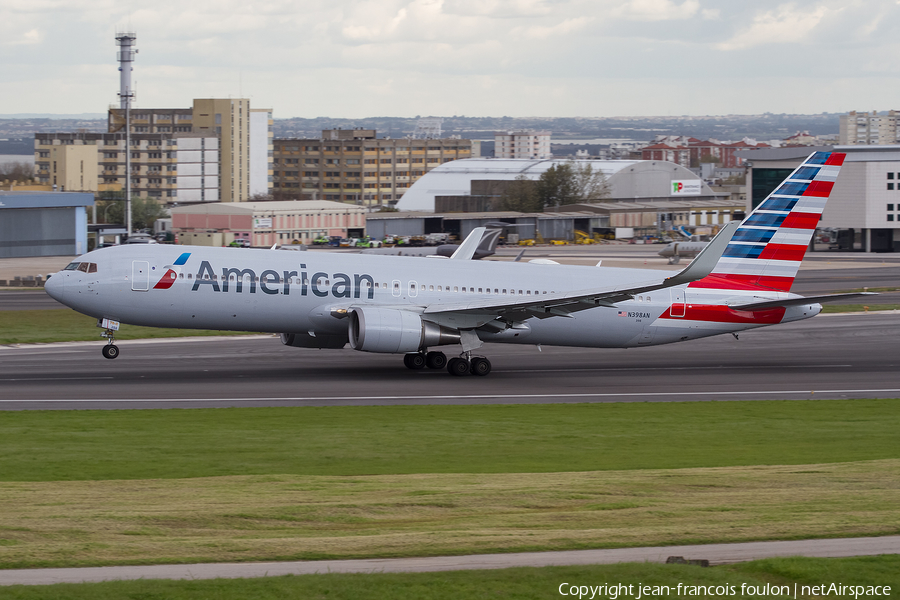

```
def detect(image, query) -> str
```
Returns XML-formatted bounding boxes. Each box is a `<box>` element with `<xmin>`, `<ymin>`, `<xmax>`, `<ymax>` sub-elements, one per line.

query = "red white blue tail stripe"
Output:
<box><xmin>692</xmin><ymin>151</ymin><xmax>845</xmax><ymax>292</ymax></box>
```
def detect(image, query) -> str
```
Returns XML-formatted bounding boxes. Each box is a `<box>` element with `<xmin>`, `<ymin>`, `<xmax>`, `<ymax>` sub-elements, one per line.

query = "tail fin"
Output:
<box><xmin>694</xmin><ymin>151</ymin><xmax>845</xmax><ymax>292</ymax></box>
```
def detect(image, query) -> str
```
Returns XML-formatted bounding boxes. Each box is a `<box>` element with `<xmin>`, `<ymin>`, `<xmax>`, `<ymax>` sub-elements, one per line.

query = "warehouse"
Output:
<box><xmin>395</xmin><ymin>158</ymin><xmax>724</xmax><ymax>212</ymax></box>
<box><xmin>170</xmin><ymin>200</ymin><xmax>366</xmax><ymax>247</ymax></box>
<box><xmin>0</xmin><ymin>192</ymin><xmax>94</xmax><ymax>257</ymax></box>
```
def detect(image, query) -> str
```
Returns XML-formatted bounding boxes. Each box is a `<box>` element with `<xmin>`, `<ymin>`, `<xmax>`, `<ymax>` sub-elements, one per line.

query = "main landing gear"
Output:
<box><xmin>403</xmin><ymin>351</ymin><xmax>448</xmax><ymax>370</ymax></box>
<box><xmin>101</xmin><ymin>327</ymin><xmax>119</xmax><ymax>360</ymax></box>
<box><xmin>403</xmin><ymin>351</ymin><xmax>491</xmax><ymax>376</ymax></box>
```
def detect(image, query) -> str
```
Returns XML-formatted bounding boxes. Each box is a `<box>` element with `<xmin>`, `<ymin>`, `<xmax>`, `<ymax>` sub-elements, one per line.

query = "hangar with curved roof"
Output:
<box><xmin>395</xmin><ymin>158</ymin><xmax>721</xmax><ymax>212</ymax></box>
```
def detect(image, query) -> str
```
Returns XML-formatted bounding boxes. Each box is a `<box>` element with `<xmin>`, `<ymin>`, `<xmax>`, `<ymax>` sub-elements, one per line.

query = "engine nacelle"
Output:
<box><xmin>348</xmin><ymin>307</ymin><xmax>460</xmax><ymax>353</ymax></box>
<box><xmin>280</xmin><ymin>332</ymin><xmax>347</xmax><ymax>349</ymax></box>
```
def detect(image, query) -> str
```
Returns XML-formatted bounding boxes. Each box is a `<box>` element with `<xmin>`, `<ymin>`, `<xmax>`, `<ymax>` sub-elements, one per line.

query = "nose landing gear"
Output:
<box><xmin>99</xmin><ymin>322</ymin><xmax>120</xmax><ymax>360</ymax></box>
<box><xmin>101</xmin><ymin>342</ymin><xmax>119</xmax><ymax>359</ymax></box>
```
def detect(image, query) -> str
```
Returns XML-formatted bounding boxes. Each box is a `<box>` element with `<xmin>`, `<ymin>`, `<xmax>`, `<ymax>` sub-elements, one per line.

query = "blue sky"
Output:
<box><xmin>1</xmin><ymin>0</ymin><xmax>899</xmax><ymax>117</ymax></box>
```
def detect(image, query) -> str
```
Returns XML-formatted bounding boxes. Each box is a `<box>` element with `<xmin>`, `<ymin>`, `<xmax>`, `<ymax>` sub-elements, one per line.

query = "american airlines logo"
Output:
<box><xmin>191</xmin><ymin>260</ymin><xmax>376</xmax><ymax>299</ymax></box>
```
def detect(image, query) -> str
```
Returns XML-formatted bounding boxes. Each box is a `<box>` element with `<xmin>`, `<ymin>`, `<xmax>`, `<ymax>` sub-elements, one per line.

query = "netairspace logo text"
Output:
<box><xmin>558</xmin><ymin>582</ymin><xmax>892</xmax><ymax>599</ymax></box>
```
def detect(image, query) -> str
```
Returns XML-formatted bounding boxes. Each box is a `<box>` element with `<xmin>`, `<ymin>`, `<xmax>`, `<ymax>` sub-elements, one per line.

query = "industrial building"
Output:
<box><xmin>170</xmin><ymin>200</ymin><xmax>366</xmax><ymax>247</ymax></box>
<box><xmin>738</xmin><ymin>145</ymin><xmax>900</xmax><ymax>252</ymax></box>
<box><xmin>365</xmin><ymin>211</ymin><xmax>608</xmax><ymax>243</ymax></box>
<box><xmin>0</xmin><ymin>192</ymin><xmax>94</xmax><ymax>257</ymax></box>
<box><xmin>272</xmin><ymin>129</ymin><xmax>472</xmax><ymax>207</ymax></box>
<box><xmin>396</xmin><ymin>158</ymin><xmax>725</xmax><ymax>213</ymax></box>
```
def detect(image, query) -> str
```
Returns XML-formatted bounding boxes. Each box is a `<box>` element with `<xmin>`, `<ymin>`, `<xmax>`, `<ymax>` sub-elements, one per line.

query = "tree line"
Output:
<box><xmin>499</xmin><ymin>162</ymin><xmax>611</xmax><ymax>212</ymax></box>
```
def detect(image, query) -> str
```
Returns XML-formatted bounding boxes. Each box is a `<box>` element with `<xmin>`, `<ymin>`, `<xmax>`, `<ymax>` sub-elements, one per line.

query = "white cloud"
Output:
<box><xmin>513</xmin><ymin>16</ymin><xmax>594</xmax><ymax>39</ymax></box>
<box><xmin>717</xmin><ymin>3</ymin><xmax>832</xmax><ymax>50</ymax></box>
<box><xmin>611</xmin><ymin>0</ymin><xmax>702</xmax><ymax>21</ymax></box>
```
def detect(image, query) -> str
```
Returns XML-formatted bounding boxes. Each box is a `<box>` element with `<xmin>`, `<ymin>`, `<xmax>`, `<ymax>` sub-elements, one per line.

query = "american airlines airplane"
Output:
<box><xmin>45</xmin><ymin>151</ymin><xmax>872</xmax><ymax>376</ymax></box>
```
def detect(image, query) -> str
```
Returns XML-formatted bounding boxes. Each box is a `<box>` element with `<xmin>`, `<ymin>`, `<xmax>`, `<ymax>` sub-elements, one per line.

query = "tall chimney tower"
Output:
<box><xmin>115</xmin><ymin>32</ymin><xmax>137</xmax><ymax>236</ymax></box>
<box><xmin>115</xmin><ymin>32</ymin><xmax>137</xmax><ymax>109</ymax></box>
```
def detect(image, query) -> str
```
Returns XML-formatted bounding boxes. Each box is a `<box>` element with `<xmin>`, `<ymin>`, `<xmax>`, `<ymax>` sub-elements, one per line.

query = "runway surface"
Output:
<box><xmin>1</xmin><ymin>312</ymin><xmax>898</xmax><ymax>410</ymax></box>
<box><xmin>3</xmin><ymin>535</ymin><xmax>899</xmax><ymax>586</ymax></box>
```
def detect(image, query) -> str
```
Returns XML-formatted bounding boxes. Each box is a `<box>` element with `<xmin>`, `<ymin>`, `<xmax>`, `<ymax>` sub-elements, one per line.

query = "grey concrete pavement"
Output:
<box><xmin>1</xmin><ymin>313</ymin><xmax>899</xmax><ymax>409</ymax></box>
<box><xmin>2</xmin><ymin>535</ymin><xmax>899</xmax><ymax>586</ymax></box>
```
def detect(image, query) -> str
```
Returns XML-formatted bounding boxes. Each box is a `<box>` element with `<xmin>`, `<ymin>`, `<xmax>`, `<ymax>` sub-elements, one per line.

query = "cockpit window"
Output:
<box><xmin>64</xmin><ymin>262</ymin><xmax>98</xmax><ymax>273</ymax></box>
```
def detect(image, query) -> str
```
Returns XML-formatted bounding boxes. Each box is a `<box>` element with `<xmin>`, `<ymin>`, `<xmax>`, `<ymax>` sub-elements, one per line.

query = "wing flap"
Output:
<box><xmin>423</xmin><ymin>220</ymin><xmax>741</xmax><ymax>321</ymax></box>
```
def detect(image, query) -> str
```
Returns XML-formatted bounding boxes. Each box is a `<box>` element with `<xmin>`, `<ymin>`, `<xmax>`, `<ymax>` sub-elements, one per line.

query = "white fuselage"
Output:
<box><xmin>45</xmin><ymin>245</ymin><xmax>819</xmax><ymax>351</ymax></box>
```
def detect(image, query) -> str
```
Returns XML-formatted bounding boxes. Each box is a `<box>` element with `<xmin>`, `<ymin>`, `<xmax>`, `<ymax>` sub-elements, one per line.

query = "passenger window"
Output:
<box><xmin>188</xmin><ymin>274</ymin><xmax>192</xmax><ymax>279</ymax></box>
<box><xmin>455</xmin><ymin>286</ymin><xmax>460</xmax><ymax>292</ymax></box>
<box><xmin>494</xmin><ymin>289</ymin><xmax>499</xmax><ymax>294</ymax></box>
<box><xmin>421</xmin><ymin>284</ymin><xmax>425</xmax><ymax>291</ymax></box>
<box><xmin>527</xmin><ymin>290</ymin><xmax>531</xmax><ymax>295</ymax></box>
<box><xmin>77</xmin><ymin>263</ymin><xmax>89</xmax><ymax>273</ymax></box>
<box><xmin>502</xmin><ymin>289</ymin><xmax>507</xmax><ymax>294</ymax></box>
<box><xmin>88</xmin><ymin>263</ymin><xmax>98</xmax><ymax>273</ymax></box>
<box><xmin>518</xmin><ymin>290</ymin><xmax>523</xmax><ymax>295</ymax></box>
<box><xmin>179</xmin><ymin>273</ymin><xmax>184</xmax><ymax>279</ymax></box>
<box><xmin>429</xmin><ymin>285</ymin><xmax>434</xmax><ymax>291</ymax></box>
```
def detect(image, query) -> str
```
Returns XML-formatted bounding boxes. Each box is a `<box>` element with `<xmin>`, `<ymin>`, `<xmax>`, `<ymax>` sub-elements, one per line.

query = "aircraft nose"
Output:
<box><xmin>44</xmin><ymin>273</ymin><xmax>65</xmax><ymax>302</ymax></box>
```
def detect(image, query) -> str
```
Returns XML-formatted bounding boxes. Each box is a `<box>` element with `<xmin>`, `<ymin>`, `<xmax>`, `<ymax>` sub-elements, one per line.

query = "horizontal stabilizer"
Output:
<box><xmin>730</xmin><ymin>292</ymin><xmax>878</xmax><ymax>311</ymax></box>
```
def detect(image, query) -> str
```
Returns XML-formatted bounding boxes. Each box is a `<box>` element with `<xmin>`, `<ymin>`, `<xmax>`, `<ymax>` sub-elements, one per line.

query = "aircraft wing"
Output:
<box><xmin>728</xmin><ymin>292</ymin><xmax>878</xmax><ymax>311</ymax></box>
<box><xmin>420</xmin><ymin>221</ymin><xmax>740</xmax><ymax>328</ymax></box>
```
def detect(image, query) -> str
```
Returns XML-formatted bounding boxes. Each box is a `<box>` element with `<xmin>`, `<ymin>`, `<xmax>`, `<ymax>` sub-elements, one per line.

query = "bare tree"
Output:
<box><xmin>0</xmin><ymin>161</ymin><xmax>35</xmax><ymax>183</ymax></box>
<box><xmin>570</xmin><ymin>162</ymin><xmax>611</xmax><ymax>202</ymax></box>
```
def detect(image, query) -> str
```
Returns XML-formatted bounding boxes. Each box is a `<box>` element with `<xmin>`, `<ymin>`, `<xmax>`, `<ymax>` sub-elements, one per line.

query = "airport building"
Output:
<box><xmin>170</xmin><ymin>200</ymin><xmax>366</xmax><ymax>247</ymax></box>
<box><xmin>272</xmin><ymin>129</ymin><xmax>472</xmax><ymax>207</ymax></box>
<box><xmin>396</xmin><ymin>158</ymin><xmax>725</xmax><ymax>213</ymax></box>
<box><xmin>738</xmin><ymin>145</ymin><xmax>900</xmax><ymax>252</ymax></box>
<box><xmin>0</xmin><ymin>191</ymin><xmax>94</xmax><ymax>257</ymax></box>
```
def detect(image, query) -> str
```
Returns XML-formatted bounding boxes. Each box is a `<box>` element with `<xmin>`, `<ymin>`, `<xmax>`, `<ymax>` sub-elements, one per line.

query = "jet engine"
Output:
<box><xmin>348</xmin><ymin>307</ymin><xmax>460</xmax><ymax>353</ymax></box>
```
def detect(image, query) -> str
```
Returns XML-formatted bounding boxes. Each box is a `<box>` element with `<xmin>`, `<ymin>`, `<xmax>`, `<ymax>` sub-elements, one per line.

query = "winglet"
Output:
<box><xmin>450</xmin><ymin>227</ymin><xmax>487</xmax><ymax>260</ymax></box>
<box><xmin>663</xmin><ymin>220</ymin><xmax>740</xmax><ymax>287</ymax></box>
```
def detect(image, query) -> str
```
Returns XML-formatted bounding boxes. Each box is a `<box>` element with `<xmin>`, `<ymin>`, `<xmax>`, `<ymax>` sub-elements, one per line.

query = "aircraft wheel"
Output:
<box><xmin>102</xmin><ymin>344</ymin><xmax>119</xmax><ymax>360</ymax></box>
<box><xmin>447</xmin><ymin>357</ymin><xmax>470</xmax><ymax>376</ymax></box>
<box><xmin>470</xmin><ymin>357</ymin><xmax>492</xmax><ymax>376</ymax></box>
<box><xmin>403</xmin><ymin>353</ymin><xmax>426</xmax><ymax>370</ymax></box>
<box><xmin>425</xmin><ymin>351</ymin><xmax>447</xmax><ymax>370</ymax></box>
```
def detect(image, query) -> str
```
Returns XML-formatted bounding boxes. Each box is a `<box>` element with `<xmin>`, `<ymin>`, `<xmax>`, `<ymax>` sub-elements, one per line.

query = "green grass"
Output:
<box><xmin>0</xmin><ymin>400</ymin><xmax>899</xmax><ymax>482</ymax></box>
<box><xmin>822</xmin><ymin>304</ymin><xmax>900</xmax><ymax>313</ymax></box>
<box><xmin>2</xmin><ymin>556</ymin><xmax>898</xmax><ymax>599</ymax></box>
<box><xmin>0</xmin><ymin>309</ymin><xmax>260</xmax><ymax>344</ymax></box>
<box><xmin>0</xmin><ymin>462</ymin><xmax>896</xmax><ymax>568</ymax></box>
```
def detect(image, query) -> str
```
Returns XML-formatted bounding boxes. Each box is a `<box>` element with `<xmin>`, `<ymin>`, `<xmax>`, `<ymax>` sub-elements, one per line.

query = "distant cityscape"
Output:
<box><xmin>0</xmin><ymin>112</ymin><xmax>842</xmax><ymax>152</ymax></box>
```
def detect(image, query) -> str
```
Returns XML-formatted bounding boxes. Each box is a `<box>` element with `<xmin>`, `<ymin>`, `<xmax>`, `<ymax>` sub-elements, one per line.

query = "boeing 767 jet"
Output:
<box><xmin>46</xmin><ymin>151</ymin><xmax>871</xmax><ymax>376</ymax></box>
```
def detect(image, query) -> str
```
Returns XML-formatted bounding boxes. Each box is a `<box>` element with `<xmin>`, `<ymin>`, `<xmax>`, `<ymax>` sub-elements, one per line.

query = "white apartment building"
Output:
<box><xmin>494</xmin><ymin>130</ymin><xmax>552</xmax><ymax>159</ymax></box>
<box><xmin>839</xmin><ymin>111</ymin><xmax>899</xmax><ymax>145</ymax></box>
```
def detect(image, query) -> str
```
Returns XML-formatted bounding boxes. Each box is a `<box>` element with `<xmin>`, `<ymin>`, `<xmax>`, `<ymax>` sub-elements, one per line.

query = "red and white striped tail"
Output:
<box><xmin>692</xmin><ymin>151</ymin><xmax>845</xmax><ymax>292</ymax></box>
